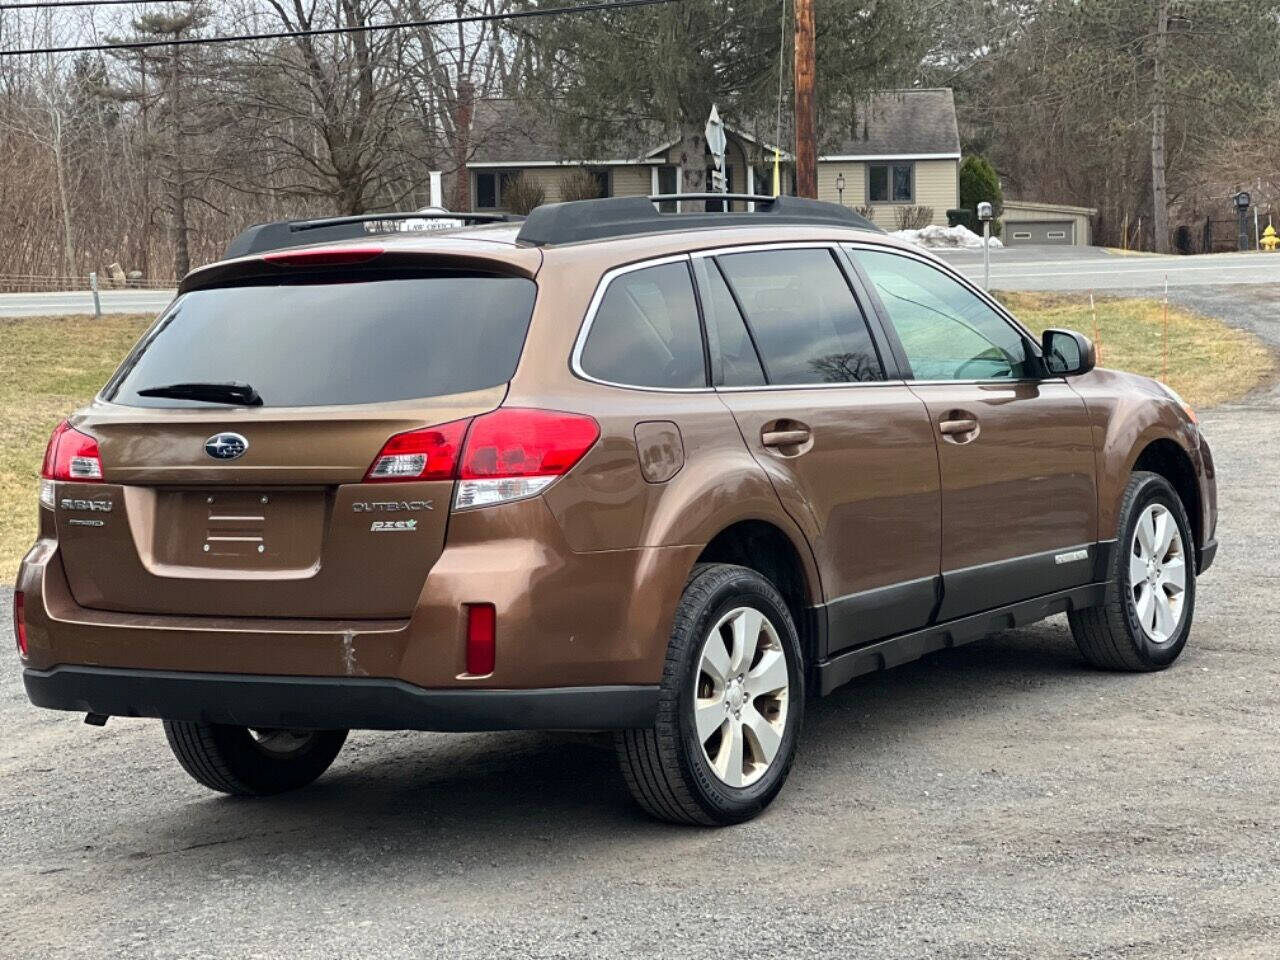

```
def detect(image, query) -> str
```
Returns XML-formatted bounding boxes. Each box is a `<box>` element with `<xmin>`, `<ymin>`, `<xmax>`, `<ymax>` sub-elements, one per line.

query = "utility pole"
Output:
<box><xmin>1150</xmin><ymin>0</ymin><xmax>1170</xmax><ymax>253</ymax></box>
<box><xmin>794</xmin><ymin>0</ymin><xmax>817</xmax><ymax>199</ymax></box>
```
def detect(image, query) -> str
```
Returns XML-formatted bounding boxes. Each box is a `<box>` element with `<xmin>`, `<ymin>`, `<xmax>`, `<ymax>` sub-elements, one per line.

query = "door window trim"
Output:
<box><xmin>570</xmin><ymin>253</ymin><xmax>714</xmax><ymax>393</ymax></box>
<box><xmin>842</xmin><ymin>241</ymin><xmax>1052</xmax><ymax>385</ymax></box>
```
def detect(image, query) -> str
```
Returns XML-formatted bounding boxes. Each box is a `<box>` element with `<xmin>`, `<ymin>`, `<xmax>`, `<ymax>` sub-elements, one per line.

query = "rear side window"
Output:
<box><xmin>695</xmin><ymin>259</ymin><xmax>766</xmax><ymax>387</ymax></box>
<box><xmin>716</xmin><ymin>248</ymin><xmax>885</xmax><ymax>385</ymax></box>
<box><xmin>109</xmin><ymin>274</ymin><xmax>537</xmax><ymax>407</ymax></box>
<box><xmin>579</xmin><ymin>261</ymin><xmax>707</xmax><ymax>388</ymax></box>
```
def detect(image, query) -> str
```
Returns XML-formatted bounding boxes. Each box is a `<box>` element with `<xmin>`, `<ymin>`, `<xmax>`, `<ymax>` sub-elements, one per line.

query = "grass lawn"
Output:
<box><xmin>0</xmin><ymin>301</ymin><xmax>1272</xmax><ymax>582</ymax></box>
<box><xmin>998</xmin><ymin>291</ymin><xmax>1273</xmax><ymax>409</ymax></box>
<box><xmin>1</xmin><ymin>314</ymin><xmax>150</xmax><ymax>582</ymax></box>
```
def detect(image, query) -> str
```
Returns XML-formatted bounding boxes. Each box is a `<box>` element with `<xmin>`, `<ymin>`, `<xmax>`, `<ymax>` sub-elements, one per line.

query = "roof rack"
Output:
<box><xmin>224</xmin><ymin>211</ymin><xmax>522</xmax><ymax>259</ymax></box>
<box><xmin>514</xmin><ymin>194</ymin><xmax>881</xmax><ymax>246</ymax></box>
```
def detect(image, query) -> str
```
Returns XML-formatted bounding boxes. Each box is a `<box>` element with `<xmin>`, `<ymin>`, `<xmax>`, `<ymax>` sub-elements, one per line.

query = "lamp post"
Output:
<box><xmin>836</xmin><ymin>173</ymin><xmax>845</xmax><ymax>206</ymax></box>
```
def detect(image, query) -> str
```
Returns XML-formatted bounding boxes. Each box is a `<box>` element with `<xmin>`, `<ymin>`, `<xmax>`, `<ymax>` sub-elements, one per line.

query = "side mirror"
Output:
<box><xmin>1041</xmin><ymin>328</ymin><xmax>1096</xmax><ymax>377</ymax></box>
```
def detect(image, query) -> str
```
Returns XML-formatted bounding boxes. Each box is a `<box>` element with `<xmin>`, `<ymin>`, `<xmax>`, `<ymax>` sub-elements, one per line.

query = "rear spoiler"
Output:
<box><xmin>224</xmin><ymin>212</ymin><xmax>523</xmax><ymax>259</ymax></box>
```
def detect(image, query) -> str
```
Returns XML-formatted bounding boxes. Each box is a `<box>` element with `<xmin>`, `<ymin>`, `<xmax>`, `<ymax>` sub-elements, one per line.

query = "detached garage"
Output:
<box><xmin>1002</xmin><ymin>200</ymin><xmax>1097</xmax><ymax>247</ymax></box>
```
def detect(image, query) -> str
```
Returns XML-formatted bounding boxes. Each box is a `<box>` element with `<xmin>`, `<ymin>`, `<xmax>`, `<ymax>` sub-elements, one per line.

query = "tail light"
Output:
<box><xmin>363</xmin><ymin>408</ymin><xmax>599</xmax><ymax>510</ymax></box>
<box><xmin>14</xmin><ymin>591</ymin><xmax>27</xmax><ymax>658</ymax></box>
<box><xmin>364</xmin><ymin>419</ymin><xmax>469</xmax><ymax>482</ymax></box>
<box><xmin>41</xmin><ymin>420</ymin><xmax>103</xmax><ymax>484</ymax></box>
<box><xmin>465</xmin><ymin>603</ymin><xmax>496</xmax><ymax>675</ymax></box>
<box><xmin>456</xmin><ymin>408</ymin><xmax>599</xmax><ymax>510</ymax></box>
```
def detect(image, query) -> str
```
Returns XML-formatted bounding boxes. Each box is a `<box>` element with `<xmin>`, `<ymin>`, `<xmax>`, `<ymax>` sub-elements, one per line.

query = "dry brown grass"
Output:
<box><xmin>997</xmin><ymin>291</ymin><xmax>1274</xmax><ymax>409</ymax></box>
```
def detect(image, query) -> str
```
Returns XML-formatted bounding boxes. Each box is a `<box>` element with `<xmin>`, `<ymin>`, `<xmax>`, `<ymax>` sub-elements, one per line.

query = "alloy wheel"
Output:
<box><xmin>693</xmin><ymin>606</ymin><xmax>790</xmax><ymax>788</ymax></box>
<box><xmin>1130</xmin><ymin>502</ymin><xmax>1187</xmax><ymax>644</ymax></box>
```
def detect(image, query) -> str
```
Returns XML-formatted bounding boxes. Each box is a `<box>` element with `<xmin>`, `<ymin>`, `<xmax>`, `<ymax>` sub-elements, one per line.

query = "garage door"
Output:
<box><xmin>1004</xmin><ymin>220</ymin><xmax>1075</xmax><ymax>245</ymax></box>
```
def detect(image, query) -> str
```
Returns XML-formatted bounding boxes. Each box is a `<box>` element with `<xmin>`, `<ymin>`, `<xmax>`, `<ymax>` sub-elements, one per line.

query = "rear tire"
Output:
<box><xmin>1069</xmin><ymin>471</ymin><xmax>1196</xmax><ymax>671</ymax></box>
<box><xmin>163</xmin><ymin>721</ymin><xmax>347</xmax><ymax>796</ymax></box>
<box><xmin>615</xmin><ymin>563</ymin><xmax>804</xmax><ymax>825</ymax></box>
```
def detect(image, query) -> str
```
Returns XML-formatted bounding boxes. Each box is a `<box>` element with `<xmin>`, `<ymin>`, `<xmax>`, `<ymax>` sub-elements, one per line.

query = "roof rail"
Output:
<box><xmin>514</xmin><ymin>194</ymin><xmax>881</xmax><ymax>246</ymax></box>
<box><xmin>224</xmin><ymin>211</ymin><xmax>522</xmax><ymax>259</ymax></box>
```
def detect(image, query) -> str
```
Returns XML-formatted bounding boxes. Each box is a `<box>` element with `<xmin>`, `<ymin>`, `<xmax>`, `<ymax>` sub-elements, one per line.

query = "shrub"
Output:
<box><xmin>947</xmin><ymin>208</ymin><xmax>974</xmax><ymax>230</ymax></box>
<box><xmin>502</xmin><ymin>173</ymin><xmax>545</xmax><ymax>215</ymax></box>
<box><xmin>558</xmin><ymin>168</ymin><xmax>604</xmax><ymax>202</ymax></box>
<box><xmin>854</xmin><ymin>204</ymin><xmax>876</xmax><ymax>222</ymax></box>
<box><xmin>894</xmin><ymin>205</ymin><xmax>935</xmax><ymax>230</ymax></box>
<box><xmin>959</xmin><ymin>154</ymin><xmax>1003</xmax><ymax>222</ymax></box>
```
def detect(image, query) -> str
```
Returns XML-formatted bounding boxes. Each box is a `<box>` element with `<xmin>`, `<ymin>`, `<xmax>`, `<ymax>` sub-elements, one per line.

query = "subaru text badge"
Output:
<box><xmin>204</xmin><ymin>432</ymin><xmax>249</xmax><ymax>461</ymax></box>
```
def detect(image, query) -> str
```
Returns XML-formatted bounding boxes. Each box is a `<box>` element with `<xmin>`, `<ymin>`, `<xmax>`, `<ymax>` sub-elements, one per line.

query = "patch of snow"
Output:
<box><xmin>890</xmin><ymin>224</ymin><xmax>1004</xmax><ymax>250</ymax></box>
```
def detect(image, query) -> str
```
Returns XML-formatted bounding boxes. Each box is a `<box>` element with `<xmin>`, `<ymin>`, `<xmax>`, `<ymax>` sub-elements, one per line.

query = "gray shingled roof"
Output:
<box><xmin>468</xmin><ymin>100</ymin><xmax>664</xmax><ymax>165</ymax></box>
<box><xmin>822</xmin><ymin>89</ymin><xmax>960</xmax><ymax>158</ymax></box>
<box><xmin>467</xmin><ymin>89</ymin><xmax>960</xmax><ymax>165</ymax></box>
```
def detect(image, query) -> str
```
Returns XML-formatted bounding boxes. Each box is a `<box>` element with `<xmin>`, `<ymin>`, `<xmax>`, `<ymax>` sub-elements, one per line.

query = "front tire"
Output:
<box><xmin>163</xmin><ymin>721</ymin><xmax>348</xmax><ymax>796</ymax></box>
<box><xmin>1069</xmin><ymin>471</ymin><xmax>1196</xmax><ymax>671</ymax></box>
<box><xmin>616</xmin><ymin>563</ymin><xmax>805</xmax><ymax>825</ymax></box>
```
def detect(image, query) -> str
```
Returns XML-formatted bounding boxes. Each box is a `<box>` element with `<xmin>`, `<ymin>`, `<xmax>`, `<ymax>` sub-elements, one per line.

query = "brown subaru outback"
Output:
<box><xmin>14</xmin><ymin>195</ymin><xmax>1217</xmax><ymax>825</ymax></box>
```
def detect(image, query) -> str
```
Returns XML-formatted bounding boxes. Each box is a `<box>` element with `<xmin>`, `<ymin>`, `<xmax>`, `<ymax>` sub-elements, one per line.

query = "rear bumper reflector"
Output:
<box><xmin>465</xmin><ymin>603</ymin><xmax>496</xmax><ymax>676</ymax></box>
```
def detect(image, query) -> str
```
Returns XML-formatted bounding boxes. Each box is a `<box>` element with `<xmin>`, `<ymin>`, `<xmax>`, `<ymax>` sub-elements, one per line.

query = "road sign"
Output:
<box><xmin>705</xmin><ymin>104</ymin><xmax>727</xmax><ymax>193</ymax></box>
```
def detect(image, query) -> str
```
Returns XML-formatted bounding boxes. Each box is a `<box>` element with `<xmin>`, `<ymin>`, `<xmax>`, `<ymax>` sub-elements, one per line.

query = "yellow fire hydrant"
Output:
<box><xmin>1262</xmin><ymin>224</ymin><xmax>1279</xmax><ymax>251</ymax></box>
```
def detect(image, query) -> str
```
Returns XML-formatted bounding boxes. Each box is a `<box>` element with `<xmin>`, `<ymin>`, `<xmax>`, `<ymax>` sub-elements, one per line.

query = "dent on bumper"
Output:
<box><xmin>24</xmin><ymin>665</ymin><xmax>660</xmax><ymax>731</ymax></box>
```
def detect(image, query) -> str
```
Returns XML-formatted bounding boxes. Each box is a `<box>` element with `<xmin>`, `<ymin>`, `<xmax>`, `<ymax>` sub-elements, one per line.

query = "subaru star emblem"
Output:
<box><xmin>204</xmin><ymin>432</ymin><xmax>248</xmax><ymax>461</ymax></box>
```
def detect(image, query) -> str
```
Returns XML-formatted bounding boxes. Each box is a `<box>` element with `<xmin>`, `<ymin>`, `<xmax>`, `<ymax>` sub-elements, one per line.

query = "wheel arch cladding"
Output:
<box><xmin>1132</xmin><ymin>438</ymin><xmax>1202</xmax><ymax>552</ymax></box>
<box><xmin>696</xmin><ymin>520</ymin><xmax>816</xmax><ymax>662</ymax></box>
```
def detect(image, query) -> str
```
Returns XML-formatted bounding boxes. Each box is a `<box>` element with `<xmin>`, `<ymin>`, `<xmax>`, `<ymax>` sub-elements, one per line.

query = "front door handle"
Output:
<box><xmin>762</xmin><ymin>427</ymin><xmax>812</xmax><ymax>448</ymax></box>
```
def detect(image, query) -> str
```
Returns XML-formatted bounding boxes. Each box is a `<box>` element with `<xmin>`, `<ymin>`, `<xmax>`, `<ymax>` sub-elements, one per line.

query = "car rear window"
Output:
<box><xmin>107</xmin><ymin>274</ymin><xmax>537</xmax><ymax>408</ymax></box>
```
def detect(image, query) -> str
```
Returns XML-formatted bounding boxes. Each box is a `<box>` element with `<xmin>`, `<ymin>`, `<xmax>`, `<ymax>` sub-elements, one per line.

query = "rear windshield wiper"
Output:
<box><xmin>135</xmin><ymin>381</ymin><xmax>263</xmax><ymax>406</ymax></box>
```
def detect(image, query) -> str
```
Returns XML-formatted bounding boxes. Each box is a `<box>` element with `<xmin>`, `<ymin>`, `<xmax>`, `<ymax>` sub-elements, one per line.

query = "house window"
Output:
<box><xmin>655</xmin><ymin>165</ymin><xmax>678</xmax><ymax>212</ymax></box>
<box><xmin>589</xmin><ymin>169</ymin><xmax>612</xmax><ymax>199</ymax></box>
<box><xmin>474</xmin><ymin>171</ymin><xmax>514</xmax><ymax>210</ymax></box>
<box><xmin>868</xmin><ymin>162</ymin><xmax>913</xmax><ymax>203</ymax></box>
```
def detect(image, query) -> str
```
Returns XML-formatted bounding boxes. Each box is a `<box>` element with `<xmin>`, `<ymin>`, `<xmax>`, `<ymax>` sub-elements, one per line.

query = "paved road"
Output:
<box><xmin>1</xmin><ymin>248</ymin><xmax>1277</xmax><ymax>315</ymax></box>
<box><xmin>4</xmin><ymin>403</ymin><xmax>1278</xmax><ymax>959</ymax></box>
<box><xmin>939</xmin><ymin>245</ymin><xmax>1280</xmax><ymax>291</ymax></box>
<box><xmin>0</xmin><ymin>289</ymin><xmax>174</xmax><ymax>318</ymax></box>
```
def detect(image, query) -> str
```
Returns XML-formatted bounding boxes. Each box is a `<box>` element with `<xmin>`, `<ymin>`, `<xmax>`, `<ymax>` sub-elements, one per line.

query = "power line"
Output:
<box><xmin>1</xmin><ymin>1</ymin><xmax>181</xmax><ymax>9</ymax></box>
<box><xmin>0</xmin><ymin>0</ymin><xmax>679</xmax><ymax>55</ymax></box>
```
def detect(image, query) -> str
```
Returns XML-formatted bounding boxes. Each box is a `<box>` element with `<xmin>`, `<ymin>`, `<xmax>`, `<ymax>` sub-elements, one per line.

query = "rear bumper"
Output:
<box><xmin>24</xmin><ymin>665</ymin><xmax>658</xmax><ymax>731</ymax></box>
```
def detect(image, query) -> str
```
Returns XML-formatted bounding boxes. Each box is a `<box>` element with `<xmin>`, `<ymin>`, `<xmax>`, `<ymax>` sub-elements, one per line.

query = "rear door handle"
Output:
<box><xmin>762</xmin><ymin>428</ymin><xmax>812</xmax><ymax>447</ymax></box>
<box><xmin>938</xmin><ymin>418</ymin><xmax>978</xmax><ymax>436</ymax></box>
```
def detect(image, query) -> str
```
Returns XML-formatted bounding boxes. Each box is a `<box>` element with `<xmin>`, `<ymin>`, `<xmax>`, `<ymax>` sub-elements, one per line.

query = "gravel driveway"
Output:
<box><xmin>3</xmin><ymin>298</ymin><xmax>1278</xmax><ymax>958</ymax></box>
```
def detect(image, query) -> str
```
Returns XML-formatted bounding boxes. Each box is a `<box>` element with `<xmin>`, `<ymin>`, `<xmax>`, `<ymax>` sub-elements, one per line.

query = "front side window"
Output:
<box><xmin>579</xmin><ymin>261</ymin><xmax>706</xmax><ymax>388</ymax></box>
<box><xmin>716</xmin><ymin>248</ymin><xmax>885</xmax><ymax>386</ymax></box>
<box><xmin>853</xmin><ymin>249</ymin><xmax>1035</xmax><ymax>381</ymax></box>
<box><xmin>868</xmin><ymin>163</ymin><xmax>913</xmax><ymax>203</ymax></box>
